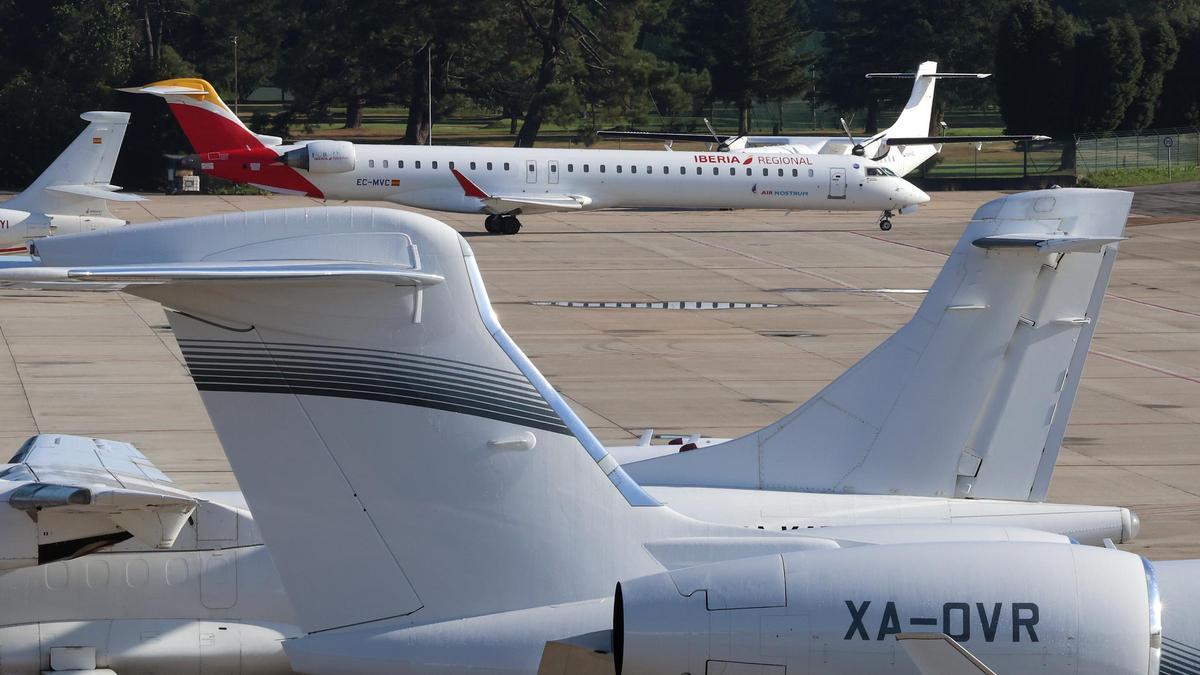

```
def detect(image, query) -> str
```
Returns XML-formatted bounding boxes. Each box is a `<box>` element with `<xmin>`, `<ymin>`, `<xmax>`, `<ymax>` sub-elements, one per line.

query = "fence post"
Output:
<box><xmin>1136</xmin><ymin>133</ymin><xmax>1140</xmax><ymax>169</ymax></box>
<box><xmin>1023</xmin><ymin>142</ymin><xmax>1029</xmax><ymax>179</ymax></box>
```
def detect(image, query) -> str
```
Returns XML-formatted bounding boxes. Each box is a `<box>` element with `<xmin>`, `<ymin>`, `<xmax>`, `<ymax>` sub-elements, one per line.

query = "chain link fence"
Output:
<box><xmin>1075</xmin><ymin>127</ymin><xmax>1200</xmax><ymax>175</ymax></box>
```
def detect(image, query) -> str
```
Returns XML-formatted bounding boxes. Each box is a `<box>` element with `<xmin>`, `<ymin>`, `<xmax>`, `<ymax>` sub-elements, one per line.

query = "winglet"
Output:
<box><xmin>451</xmin><ymin>168</ymin><xmax>490</xmax><ymax>199</ymax></box>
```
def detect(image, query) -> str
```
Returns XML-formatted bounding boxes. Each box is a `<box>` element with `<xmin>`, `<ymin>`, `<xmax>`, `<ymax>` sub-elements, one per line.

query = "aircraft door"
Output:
<box><xmin>548</xmin><ymin>160</ymin><xmax>559</xmax><ymax>184</ymax></box>
<box><xmin>200</xmin><ymin>550</ymin><xmax>237</xmax><ymax>609</ymax></box>
<box><xmin>525</xmin><ymin>160</ymin><xmax>537</xmax><ymax>184</ymax></box>
<box><xmin>828</xmin><ymin>168</ymin><xmax>847</xmax><ymax>199</ymax></box>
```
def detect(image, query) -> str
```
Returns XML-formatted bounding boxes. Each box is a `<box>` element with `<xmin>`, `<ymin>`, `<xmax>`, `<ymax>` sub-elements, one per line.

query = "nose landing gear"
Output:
<box><xmin>878</xmin><ymin>211</ymin><xmax>894</xmax><ymax>232</ymax></box>
<box><xmin>484</xmin><ymin>214</ymin><xmax>522</xmax><ymax>235</ymax></box>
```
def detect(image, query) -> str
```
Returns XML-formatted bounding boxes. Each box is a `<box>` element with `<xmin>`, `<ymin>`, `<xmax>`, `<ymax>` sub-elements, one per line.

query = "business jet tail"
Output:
<box><xmin>4</xmin><ymin>111</ymin><xmax>142</xmax><ymax>220</ymax></box>
<box><xmin>119</xmin><ymin>78</ymin><xmax>281</xmax><ymax>153</ymax></box>
<box><xmin>624</xmin><ymin>188</ymin><xmax>1132</xmax><ymax>502</ymax></box>
<box><xmin>11</xmin><ymin>207</ymin><xmax>689</xmax><ymax>641</ymax></box>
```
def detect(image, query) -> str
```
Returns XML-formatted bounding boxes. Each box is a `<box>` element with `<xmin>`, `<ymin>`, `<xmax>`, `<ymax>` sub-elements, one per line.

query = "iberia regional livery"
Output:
<box><xmin>124</xmin><ymin>79</ymin><xmax>929</xmax><ymax>234</ymax></box>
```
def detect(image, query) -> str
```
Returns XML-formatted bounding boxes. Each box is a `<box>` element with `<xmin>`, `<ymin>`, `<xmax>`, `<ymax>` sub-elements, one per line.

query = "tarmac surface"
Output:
<box><xmin>2</xmin><ymin>185</ymin><xmax>1199</xmax><ymax>559</ymax></box>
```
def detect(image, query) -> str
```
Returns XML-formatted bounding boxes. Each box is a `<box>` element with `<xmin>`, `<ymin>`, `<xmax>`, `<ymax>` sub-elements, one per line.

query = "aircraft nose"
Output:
<box><xmin>903</xmin><ymin>181</ymin><xmax>931</xmax><ymax>205</ymax></box>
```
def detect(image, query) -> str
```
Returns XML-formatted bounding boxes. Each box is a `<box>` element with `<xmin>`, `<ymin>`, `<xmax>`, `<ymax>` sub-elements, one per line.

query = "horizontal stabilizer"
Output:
<box><xmin>256</xmin><ymin>134</ymin><xmax>284</xmax><ymax>146</ymax></box>
<box><xmin>973</xmin><ymin>233</ymin><xmax>1125</xmax><ymax>252</ymax></box>
<box><xmin>44</xmin><ymin>183</ymin><xmax>145</xmax><ymax>202</ymax></box>
<box><xmin>2</xmin><ymin>435</ymin><xmax>199</xmax><ymax>549</ymax></box>
<box><xmin>867</xmin><ymin>72</ymin><xmax>990</xmax><ymax>79</ymax></box>
<box><xmin>888</xmin><ymin>135</ymin><xmax>1050</xmax><ymax>145</ymax></box>
<box><xmin>117</xmin><ymin>84</ymin><xmax>209</xmax><ymax>97</ymax></box>
<box><xmin>896</xmin><ymin>633</ymin><xmax>997</xmax><ymax>675</ymax></box>
<box><xmin>0</xmin><ymin>261</ymin><xmax>445</xmax><ymax>287</ymax></box>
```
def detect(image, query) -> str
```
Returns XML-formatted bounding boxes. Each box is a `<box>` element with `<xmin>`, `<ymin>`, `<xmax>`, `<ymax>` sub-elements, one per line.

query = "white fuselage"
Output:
<box><xmin>281</xmin><ymin>144</ymin><xmax>928</xmax><ymax>215</ymax></box>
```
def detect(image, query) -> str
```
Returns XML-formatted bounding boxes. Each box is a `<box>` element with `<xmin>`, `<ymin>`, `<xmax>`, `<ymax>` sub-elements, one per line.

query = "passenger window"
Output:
<box><xmin>415</xmin><ymin>161</ymin><xmax>421</xmax><ymax>169</ymax></box>
<box><xmin>449</xmin><ymin>161</ymin><xmax>454</xmax><ymax>170</ymax></box>
<box><xmin>583</xmin><ymin>164</ymin><xmax>590</xmax><ymax>173</ymax></box>
<box><xmin>792</xmin><ymin>169</ymin><xmax>797</xmax><ymax>177</ymax></box>
<box><xmin>729</xmin><ymin>168</ymin><xmax>736</xmax><ymax>176</ymax></box>
<box><xmin>432</xmin><ymin>161</ymin><xmax>438</xmax><ymax>170</ymax></box>
<box><xmin>551</xmin><ymin>164</ymin><xmax>557</xmax><ymax>173</ymax></box>
<box><xmin>487</xmin><ymin>162</ymin><xmax>493</xmax><ymax>170</ymax></box>
<box><xmin>369</xmin><ymin>159</ymin><xmax>375</xmax><ymax>168</ymax></box>
<box><xmin>646</xmin><ymin>165</ymin><xmax>652</xmax><ymax>174</ymax></box>
<box><xmin>662</xmin><ymin>166</ymin><xmax>668</xmax><ymax>174</ymax></box>
<box><xmin>762</xmin><ymin>168</ymin><xmax>768</xmax><ymax>176</ymax></box>
<box><xmin>746</xmin><ymin>168</ymin><xmax>752</xmax><ymax>176</ymax></box>
<box><xmin>470</xmin><ymin>161</ymin><xmax>476</xmax><ymax>170</ymax></box>
<box><xmin>629</xmin><ymin>165</ymin><xmax>635</xmax><ymax>174</ymax></box>
<box><xmin>778</xmin><ymin>169</ymin><xmax>784</xmax><ymax>177</ymax></box>
<box><xmin>504</xmin><ymin>162</ymin><xmax>510</xmax><ymax>171</ymax></box>
<box><xmin>808</xmin><ymin>169</ymin><xmax>814</xmax><ymax>177</ymax></box>
<box><xmin>712</xmin><ymin>167</ymin><xmax>718</xmax><ymax>175</ymax></box>
<box><xmin>383</xmin><ymin>160</ymin><xmax>389</xmax><ymax>168</ymax></box>
<box><xmin>568</xmin><ymin>164</ymin><xmax>574</xmax><ymax>172</ymax></box>
<box><xmin>679</xmin><ymin>167</ymin><xmax>685</xmax><ymax>175</ymax></box>
<box><xmin>696</xmin><ymin>167</ymin><xmax>702</xmax><ymax>175</ymax></box>
<box><xmin>600</xmin><ymin>165</ymin><xmax>606</xmax><ymax>173</ymax></box>
<box><xmin>399</xmin><ymin>160</ymin><xmax>404</xmax><ymax>169</ymax></box>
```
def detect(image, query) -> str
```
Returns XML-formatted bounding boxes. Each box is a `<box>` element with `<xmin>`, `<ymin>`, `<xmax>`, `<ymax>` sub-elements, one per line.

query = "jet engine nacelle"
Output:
<box><xmin>48</xmin><ymin>214</ymin><xmax>125</xmax><ymax>236</ymax></box>
<box><xmin>616</xmin><ymin>542</ymin><xmax>1160</xmax><ymax>675</ymax></box>
<box><xmin>282</xmin><ymin>140</ymin><xmax>356</xmax><ymax>173</ymax></box>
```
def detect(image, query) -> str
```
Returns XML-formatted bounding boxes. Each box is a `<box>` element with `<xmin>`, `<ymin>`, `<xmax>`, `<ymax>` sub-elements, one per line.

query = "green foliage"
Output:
<box><xmin>1123</xmin><ymin>15</ymin><xmax>1179</xmax><ymax>130</ymax></box>
<box><xmin>1077</xmin><ymin>165</ymin><xmax>1199</xmax><ymax>187</ymax></box>
<box><xmin>681</xmin><ymin>0</ymin><xmax>812</xmax><ymax>133</ymax></box>
<box><xmin>0</xmin><ymin>0</ymin><xmax>134</xmax><ymax>187</ymax></box>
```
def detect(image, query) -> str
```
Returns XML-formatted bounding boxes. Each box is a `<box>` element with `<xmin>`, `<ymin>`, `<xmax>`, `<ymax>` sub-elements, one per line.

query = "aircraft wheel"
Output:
<box><xmin>499</xmin><ymin>216</ymin><xmax>522</xmax><ymax>235</ymax></box>
<box><xmin>879</xmin><ymin>218</ymin><xmax>893</xmax><ymax>232</ymax></box>
<box><xmin>484</xmin><ymin>215</ymin><xmax>500</xmax><ymax>233</ymax></box>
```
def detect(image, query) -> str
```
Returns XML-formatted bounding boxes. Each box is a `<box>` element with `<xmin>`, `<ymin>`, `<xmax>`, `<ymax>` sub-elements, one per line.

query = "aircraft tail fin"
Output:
<box><xmin>5</xmin><ymin>112</ymin><xmax>137</xmax><ymax>219</ymax></box>
<box><xmin>624</xmin><ymin>188</ymin><xmax>1132</xmax><ymax>502</ymax></box>
<box><xmin>20</xmin><ymin>207</ymin><xmax>682</xmax><ymax>635</ymax></box>
<box><xmin>119</xmin><ymin>78</ymin><xmax>265</xmax><ymax>154</ymax></box>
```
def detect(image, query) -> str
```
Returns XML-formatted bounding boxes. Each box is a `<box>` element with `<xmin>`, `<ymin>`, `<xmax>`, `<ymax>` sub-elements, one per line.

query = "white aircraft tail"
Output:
<box><xmin>5</xmin><ymin>111</ymin><xmax>139</xmax><ymax>218</ymax></box>
<box><xmin>22</xmin><ymin>207</ymin><xmax>697</xmax><ymax>636</ymax></box>
<box><xmin>624</xmin><ymin>188</ymin><xmax>1132</xmax><ymax>502</ymax></box>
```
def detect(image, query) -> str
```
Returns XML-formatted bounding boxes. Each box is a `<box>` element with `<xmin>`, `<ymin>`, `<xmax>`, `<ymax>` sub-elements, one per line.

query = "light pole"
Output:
<box><xmin>231</xmin><ymin>34</ymin><xmax>239</xmax><ymax>116</ymax></box>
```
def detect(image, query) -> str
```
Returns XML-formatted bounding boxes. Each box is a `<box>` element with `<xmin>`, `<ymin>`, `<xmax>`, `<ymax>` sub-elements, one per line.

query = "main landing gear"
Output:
<box><xmin>485</xmin><ymin>214</ymin><xmax>522</xmax><ymax>235</ymax></box>
<box><xmin>878</xmin><ymin>211</ymin><xmax>894</xmax><ymax>232</ymax></box>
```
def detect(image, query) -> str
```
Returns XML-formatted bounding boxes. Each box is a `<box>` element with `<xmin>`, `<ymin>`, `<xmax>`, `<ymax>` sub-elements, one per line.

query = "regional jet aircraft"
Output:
<box><xmin>0</xmin><ymin>111</ymin><xmax>141</xmax><ymax>251</ymax></box>
<box><xmin>601</xmin><ymin>61</ymin><xmax>1050</xmax><ymax>179</ymax></box>
<box><xmin>122</xmin><ymin>79</ymin><xmax>930</xmax><ymax>234</ymax></box>
<box><xmin>0</xmin><ymin>189</ymin><xmax>1195</xmax><ymax>674</ymax></box>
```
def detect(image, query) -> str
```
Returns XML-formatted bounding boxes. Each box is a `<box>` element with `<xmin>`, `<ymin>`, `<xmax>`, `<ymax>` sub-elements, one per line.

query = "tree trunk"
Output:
<box><xmin>738</xmin><ymin>103</ymin><xmax>751</xmax><ymax>135</ymax></box>
<box><xmin>1060</xmin><ymin>138</ymin><xmax>1077</xmax><ymax>171</ymax></box>
<box><xmin>865</xmin><ymin>98</ymin><xmax>880</xmax><ymax>135</ymax></box>
<box><xmin>343</xmin><ymin>93</ymin><xmax>365</xmax><ymax>129</ymax></box>
<box><xmin>504</xmin><ymin>105</ymin><xmax>519</xmax><ymax>135</ymax></box>
<box><xmin>515</xmin><ymin>0</ymin><xmax>569</xmax><ymax>148</ymax></box>
<box><xmin>404</xmin><ymin>44</ymin><xmax>432</xmax><ymax>145</ymax></box>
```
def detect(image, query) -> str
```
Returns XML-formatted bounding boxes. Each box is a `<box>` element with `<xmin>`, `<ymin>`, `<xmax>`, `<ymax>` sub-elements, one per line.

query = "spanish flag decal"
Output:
<box><xmin>92</xmin><ymin>137</ymin><xmax>103</xmax><ymax>144</ymax></box>
<box><xmin>391</xmin><ymin>179</ymin><xmax>400</xmax><ymax>186</ymax></box>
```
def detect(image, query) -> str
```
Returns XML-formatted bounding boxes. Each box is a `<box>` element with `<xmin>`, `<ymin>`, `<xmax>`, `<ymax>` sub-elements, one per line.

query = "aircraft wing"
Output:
<box><xmin>0</xmin><ymin>261</ymin><xmax>444</xmax><ymax>288</ymax></box>
<box><xmin>44</xmin><ymin>183</ymin><xmax>145</xmax><ymax>202</ymax></box>
<box><xmin>451</xmin><ymin>168</ymin><xmax>592</xmax><ymax>214</ymax></box>
<box><xmin>896</xmin><ymin>633</ymin><xmax>998</xmax><ymax>675</ymax></box>
<box><xmin>0</xmin><ymin>435</ymin><xmax>199</xmax><ymax>564</ymax></box>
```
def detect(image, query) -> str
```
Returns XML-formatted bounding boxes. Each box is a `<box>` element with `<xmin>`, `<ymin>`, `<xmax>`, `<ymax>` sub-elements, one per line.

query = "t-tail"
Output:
<box><xmin>624</xmin><ymin>188</ymin><xmax>1132</xmax><ymax>502</ymax></box>
<box><xmin>0</xmin><ymin>111</ymin><xmax>142</xmax><ymax>247</ymax></box>
<box><xmin>11</xmin><ymin>205</ymin><xmax>741</xmax><ymax>671</ymax></box>
<box><xmin>119</xmin><ymin>79</ymin><xmax>324</xmax><ymax>197</ymax></box>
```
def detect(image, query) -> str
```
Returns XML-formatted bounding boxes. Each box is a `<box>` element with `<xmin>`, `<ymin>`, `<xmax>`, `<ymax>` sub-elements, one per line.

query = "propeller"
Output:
<box><xmin>839</xmin><ymin>117</ymin><xmax>866</xmax><ymax>156</ymax></box>
<box><xmin>703</xmin><ymin>118</ymin><xmax>744</xmax><ymax>152</ymax></box>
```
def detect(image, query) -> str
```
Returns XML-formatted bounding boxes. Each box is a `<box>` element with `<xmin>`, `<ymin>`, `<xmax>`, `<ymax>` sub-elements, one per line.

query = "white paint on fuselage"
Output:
<box><xmin>297</xmin><ymin>145</ymin><xmax>925</xmax><ymax>215</ymax></box>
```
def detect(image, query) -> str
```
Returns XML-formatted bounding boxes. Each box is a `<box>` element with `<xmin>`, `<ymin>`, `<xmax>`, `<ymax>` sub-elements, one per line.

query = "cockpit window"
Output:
<box><xmin>867</xmin><ymin>167</ymin><xmax>898</xmax><ymax>177</ymax></box>
<box><xmin>867</xmin><ymin>168</ymin><xmax>881</xmax><ymax>176</ymax></box>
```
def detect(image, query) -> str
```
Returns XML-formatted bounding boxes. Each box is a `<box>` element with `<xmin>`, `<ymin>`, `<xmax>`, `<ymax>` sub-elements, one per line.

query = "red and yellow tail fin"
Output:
<box><xmin>120</xmin><ymin>78</ymin><xmax>264</xmax><ymax>154</ymax></box>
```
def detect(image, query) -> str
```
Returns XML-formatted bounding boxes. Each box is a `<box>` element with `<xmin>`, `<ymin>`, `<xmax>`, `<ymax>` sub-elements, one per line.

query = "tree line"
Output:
<box><xmin>0</xmin><ymin>0</ymin><xmax>1197</xmax><ymax>188</ymax></box>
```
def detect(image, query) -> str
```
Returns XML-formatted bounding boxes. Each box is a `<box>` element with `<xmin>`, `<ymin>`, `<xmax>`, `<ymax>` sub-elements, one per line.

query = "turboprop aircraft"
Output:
<box><xmin>601</xmin><ymin>61</ymin><xmax>1050</xmax><ymax>179</ymax></box>
<box><xmin>121</xmin><ymin>79</ymin><xmax>930</xmax><ymax>234</ymax></box>
<box><xmin>0</xmin><ymin>111</ymin><xmax>142</xmax><ymax>252</ymax></box>
<box><xmin>0</xmin><ymin>189</ymin><xmax>1196</xmax><ymax>674</ymax></box>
